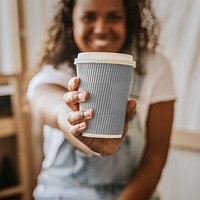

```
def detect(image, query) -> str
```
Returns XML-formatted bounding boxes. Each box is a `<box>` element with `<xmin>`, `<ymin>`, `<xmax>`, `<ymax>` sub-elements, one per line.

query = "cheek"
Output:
<box><xmin>73</xmin><ymin>25</ymin><xmax>84</xmax><ymax>45</ymax></box>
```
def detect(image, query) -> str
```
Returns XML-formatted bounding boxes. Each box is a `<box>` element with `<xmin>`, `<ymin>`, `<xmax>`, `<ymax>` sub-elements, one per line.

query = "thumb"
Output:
<box><xmin>126</xmin><ymin>99</ymin><xmax>137</xmax><ymax>120</ymax></box>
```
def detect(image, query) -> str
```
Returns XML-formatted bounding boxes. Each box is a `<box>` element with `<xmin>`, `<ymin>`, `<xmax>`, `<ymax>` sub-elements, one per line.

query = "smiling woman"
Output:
<box><xmin>72</xmin><ymin>0</ymin><xmax>126</xmax><ymax>52</ymax></box>
<box><xmin>26</xmin><ymin>0</ymin><xmax>176</xmax><ymax>200</ymax></box>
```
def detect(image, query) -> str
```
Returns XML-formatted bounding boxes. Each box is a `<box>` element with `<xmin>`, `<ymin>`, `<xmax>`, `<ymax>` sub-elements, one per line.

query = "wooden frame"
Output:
<box><xmin>0</xmin><ymin>76</ymin><xmax>31</xmax><ymax>200</ymax></box>
<box><xmin>171</xmin><ymin>129</ymin><xmax>200</xmax><ymax>152</ymax></box>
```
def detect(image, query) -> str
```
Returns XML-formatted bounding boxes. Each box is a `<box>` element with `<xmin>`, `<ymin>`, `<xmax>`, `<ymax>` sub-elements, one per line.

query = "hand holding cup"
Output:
<box><xmin>63</xmin><ymin>77</ymin><xmax>137</xmax><ymax>156</ymax></box>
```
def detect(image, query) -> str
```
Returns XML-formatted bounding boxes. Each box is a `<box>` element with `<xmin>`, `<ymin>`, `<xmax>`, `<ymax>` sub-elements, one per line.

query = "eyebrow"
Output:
<box><xmin>82</xmin><ymin>8</ymin><xmax>124</xmax><ymax>14</ymax></box>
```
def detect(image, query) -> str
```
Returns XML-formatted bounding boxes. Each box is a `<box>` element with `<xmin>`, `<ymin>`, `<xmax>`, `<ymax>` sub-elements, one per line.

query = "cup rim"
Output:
<box><xmin>74</xmin><ymin>52</ymin><xmax>136</xmax><ymax>68</ymax></box>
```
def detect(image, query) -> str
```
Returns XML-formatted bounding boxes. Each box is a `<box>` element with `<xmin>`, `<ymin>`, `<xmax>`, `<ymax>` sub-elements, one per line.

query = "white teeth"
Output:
<box><xmin>93</xmin><ymin>39</ymin><xmax>110</xmax><ymax>47</ymax></box>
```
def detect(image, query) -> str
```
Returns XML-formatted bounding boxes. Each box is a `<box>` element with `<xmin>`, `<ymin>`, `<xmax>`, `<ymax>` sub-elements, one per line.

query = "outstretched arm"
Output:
<box><xmin>29</xmin><ymin>83</ymin><xmax>101</xmax><ymax>155</ymax></box>
<box><xmin>29</xmin><ymin>77</ymin><xmax>137</xmax><ymax>156</ymax></box>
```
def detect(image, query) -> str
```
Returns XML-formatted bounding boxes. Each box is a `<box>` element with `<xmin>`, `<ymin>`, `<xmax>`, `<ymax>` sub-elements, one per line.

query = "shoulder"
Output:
<box><xmin>27</xmin><ymin>63</ymin><xmax>75</xmax><ymax>99</ymax></box>
<box><xmin>143</xmin><ymin>51</ymin><xmax>175</xmax><ymax>90</ymax></box>
<box><xmin>32</xmin><ymin>63</ymin><xmax>75</xmax><ymax>84</ymax></box>
<box><xmin>41</xmin><ymin>63</ymin><xmax>76</xmax><ymax>77</ymax></box>
<box><xmin>144</xmin><ymin>51</ymin><xmax>171</xmax><ymax>75</ymax></box>
<box><xmin>141</xmin><ymin>51</ymin><xmax>176</xmax><ymax>103</ymax></box>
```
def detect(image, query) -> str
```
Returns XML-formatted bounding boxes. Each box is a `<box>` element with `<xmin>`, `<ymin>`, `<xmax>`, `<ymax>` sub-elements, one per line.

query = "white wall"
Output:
<box><xmin>22</xmin><ymin>0</ymin><xmax>57</xmax><ymax>71</ymax></box>
<box><xmin>0</xmin><ymin>0</ymin><xmax>21</xmax><ymax>74</ymax></box>
<box><xmin>158</xmin><ymin>149</ymin><xmax>200</xmax><ymax>200</ymax></box>
<box><xmin>154</xmin><ymin>0</ymin><xmax>200</xmax><ymax>132</ymax></box>
<box><xmin>153</xmin><ymin>0</ymin><xmax>200</xmax><ymax>199</ymax></box>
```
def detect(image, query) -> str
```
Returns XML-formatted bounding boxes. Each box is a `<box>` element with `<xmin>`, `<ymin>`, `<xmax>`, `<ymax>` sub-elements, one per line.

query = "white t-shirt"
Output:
<box><xmin>137</xmin><ymin>52</ymin><xmax>176</xmax><ymax>133</ymax></box>
<box><xmin>27</xmin><ymin>52</ymin><xmax>176</xmax><ymax>169</ymax></box>
<box><xmin>27</xmin><ymin>52</ymin><xmax>176</xmax><ymax>199</ymax></box>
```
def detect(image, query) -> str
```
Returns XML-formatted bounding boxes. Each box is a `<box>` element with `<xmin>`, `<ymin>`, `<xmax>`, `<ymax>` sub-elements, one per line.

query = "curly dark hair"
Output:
<box><xmin>38</xmin><ymin>0</ymin><xmax>160</xmax><ymax>73</ymax></box>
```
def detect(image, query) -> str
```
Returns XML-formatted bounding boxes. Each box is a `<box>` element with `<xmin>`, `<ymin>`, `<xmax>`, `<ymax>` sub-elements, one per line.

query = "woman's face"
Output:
<box><xmin>72</xmin><ymin>0</ymin><xmax>126</xmax><ymax>52</ymax></box>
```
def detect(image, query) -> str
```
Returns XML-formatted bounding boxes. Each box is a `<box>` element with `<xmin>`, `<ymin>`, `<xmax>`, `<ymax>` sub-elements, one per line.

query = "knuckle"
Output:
<box><xmin>72</xmin><ymin>92</ymin><xmax>79</xmax><ymax>102</ymax></box>
<box><xmin>66</xmin><ymin>112</ymin><xmax>73</xmax><ymax>124</ymax></box>
<box><xmin>70</xmin><ymin>126</ymin><xmax>76</xmax><ymax>135</ymax></box>
<box><xmin>63</xmin><ymin>92</ymin><xmax>71</xmax><ymax>104</ymax></box>
<box><xmin>77</xmin><ymin>110</ymin><xmax>84</xmax><ymax>120</ymax></box>
<box><xmin>68</xmin><ymin>77</ymin><xmax>79</xmax><ymax>91</ymax></box>
<box><xmin>70</xmin><ymin>124</ymin><xmax>80</xmax><ymax>136</ymax></box>
<box><xmin>73</xmin><ymin>111</ymin><xmax>83</xmax><ymax>121</ymax></box>
<box><xmin>64</xmin><ymin>92</ymin><xmax>78</xmax><ymax>104</ymax></box>
<box><xmin>67</xmin><ymin>111</ymin><xmax>85</xmax><ymax>125</ymax></box>
<box><xmin>68</xmin><ymin>78</ymin><xmax>75</xmax><ymax>91</ymax></box>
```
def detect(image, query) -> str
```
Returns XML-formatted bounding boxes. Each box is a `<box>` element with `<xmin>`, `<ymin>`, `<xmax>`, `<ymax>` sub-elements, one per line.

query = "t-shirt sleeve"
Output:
<box><xmin>149</xmin><ymin>54</ymin><xmax>176</xmax><ymax>103</ymax></box>
<box><xmin>27</xmin><ymin>64</ymin><xmax>75</xmax><ymax>100</ymax></box>
<box><xmin>137</xmin><ymin>53</ymin><xmax>176</xmax><ymax>133</ymax></box>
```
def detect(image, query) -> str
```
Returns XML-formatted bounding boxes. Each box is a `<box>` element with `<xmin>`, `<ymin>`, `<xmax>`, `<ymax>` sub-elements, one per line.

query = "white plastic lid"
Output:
<box><xmin>74</xmin><ymin>52</ymin><xmax>136</xmax><ymax>67</ymax></box>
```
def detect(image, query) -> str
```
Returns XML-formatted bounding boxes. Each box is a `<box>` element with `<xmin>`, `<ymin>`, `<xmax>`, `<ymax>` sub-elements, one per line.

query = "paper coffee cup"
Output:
<box><xmin>74</xmin><ymin>52</ymin><xmax>136</xmax><ymax>138</ymax></box>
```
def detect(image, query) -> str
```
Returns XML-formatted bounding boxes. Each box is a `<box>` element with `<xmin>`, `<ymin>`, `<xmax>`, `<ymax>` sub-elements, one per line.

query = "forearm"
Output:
<box><xmin>118</xmin><ymin>147</ymin><xmax>168</xmax><ymax>200</ymax></box>
<box><xmin>29</xmin><ymin>84</ymin><xmax>100</xmax><ymax>155</ymax></box>
<box><xmin>29</xmin><ymin>84</ymin><xmax>68</xmax><ymax>127</ymax></box>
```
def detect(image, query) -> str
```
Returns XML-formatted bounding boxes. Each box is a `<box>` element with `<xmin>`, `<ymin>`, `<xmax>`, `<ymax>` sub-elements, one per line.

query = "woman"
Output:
<box><xmin>27</xmin><ymin>0</ymin><xmax>176</xmax><ymax>199</ymax></box>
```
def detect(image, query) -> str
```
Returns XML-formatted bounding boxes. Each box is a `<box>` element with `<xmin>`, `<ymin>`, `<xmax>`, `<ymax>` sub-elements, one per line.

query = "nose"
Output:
<box><xmin>93</xmin><ymin>19</ymin><xmax>108</xmax><ymax>35</ymax></box>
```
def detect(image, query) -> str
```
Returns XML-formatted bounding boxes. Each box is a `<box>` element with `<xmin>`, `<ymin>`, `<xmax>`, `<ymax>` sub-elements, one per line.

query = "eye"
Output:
<box><xmin>108</xmin><ymin>13</ymin><xmax>124</xmax><ymax>23</ymax></box>
<box><xmin>81</xmin><ymin>12</ymin><xmax>96</xmax><ymax>23</ymax></box>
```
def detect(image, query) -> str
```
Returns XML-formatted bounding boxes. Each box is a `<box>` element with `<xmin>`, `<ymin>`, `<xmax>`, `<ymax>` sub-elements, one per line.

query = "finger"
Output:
<box><xmin>70</xmin><ymin>122</ymin><xmax>88</xmax><ymax>137</ymax></box>
<box><xmin>68</xmin><ymin>77</ymin><xmax>80</xmax><ymax>91</ymax></box>
<box><xmin>126</xmin><ymin>99</ymin><xmax>137</xmax><ymax>121</ymax></box>
<box><xmin>67</xmin><ymin>109</ymin><xmax>94</xmax><ymax>125</ymax></box>
<box><xmin>63</xmin><ymin>91</ymin><xmax>88</xmax><ymax>110</ymax></box>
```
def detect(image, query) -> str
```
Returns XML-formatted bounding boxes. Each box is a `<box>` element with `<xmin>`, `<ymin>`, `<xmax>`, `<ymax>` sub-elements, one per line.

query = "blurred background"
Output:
<box><xmin>0</xmin><ymin>0</ymin><xmax>200</xmax><ymax>200</ymax></box>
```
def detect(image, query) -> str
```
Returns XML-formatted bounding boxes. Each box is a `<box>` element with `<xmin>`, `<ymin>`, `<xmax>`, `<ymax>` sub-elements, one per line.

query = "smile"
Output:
<box><xmin>86</xmin><ymin>38</ymin><xmax>115</xmax><ymax>51</ymax></box>
<box><xmin>92</xmin><ymin>39</ymin><xmax>111</xmax><ymax>47</ymax></box>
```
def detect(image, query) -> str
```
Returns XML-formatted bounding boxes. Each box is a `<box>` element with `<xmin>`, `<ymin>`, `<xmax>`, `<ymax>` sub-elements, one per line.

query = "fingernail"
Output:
<box><xmin>84</xmin><ymin>110</ymin><xmax>91</xmax><ymax>117</ymax></box>
<box><xmin>78</xmin><ymin>92</ymin><xmax>86</xmax><ymax>100</ymax></box>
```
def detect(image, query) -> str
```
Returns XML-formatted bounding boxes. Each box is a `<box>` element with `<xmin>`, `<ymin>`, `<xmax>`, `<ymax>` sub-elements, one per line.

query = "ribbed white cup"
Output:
<box><xmin>74</xmin><ymin>52</ymin><xmax>136</xmax><ymax>138</ymax></box>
